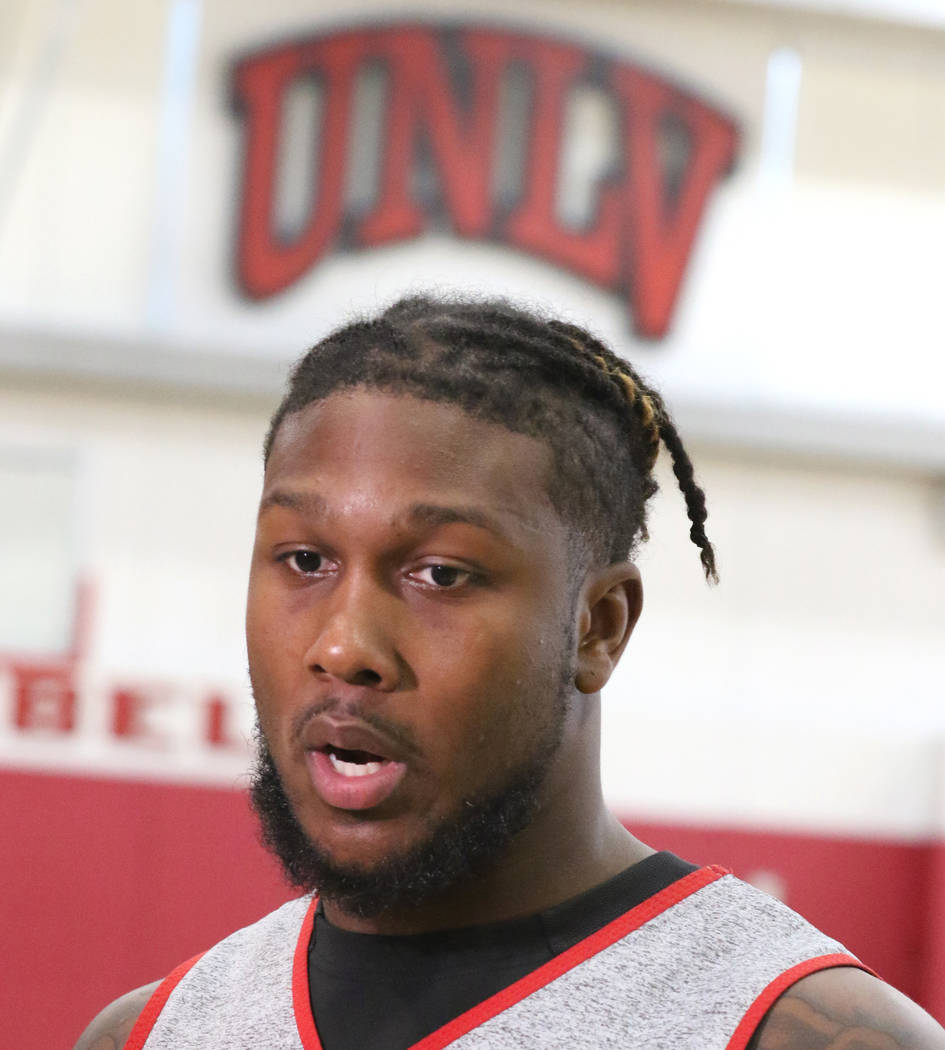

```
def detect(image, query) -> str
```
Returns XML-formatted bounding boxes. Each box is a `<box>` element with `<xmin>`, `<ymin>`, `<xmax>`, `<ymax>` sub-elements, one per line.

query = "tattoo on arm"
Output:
<box><xmin>747</xmin><ymin>968</ymin><xmax>945</xmax><ymax>1050</ymax></box>
<box><xmin>748</xmin><ymin>994</ymin><xmax>902</xmax><ymax>1049</ymax></box>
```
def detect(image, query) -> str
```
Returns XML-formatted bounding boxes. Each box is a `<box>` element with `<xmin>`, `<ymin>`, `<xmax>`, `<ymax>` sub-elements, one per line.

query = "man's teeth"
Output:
<box><xmin>328</xmin><ymin>751</ymin><xmax>384</xmax><ymax>777</ymax></box>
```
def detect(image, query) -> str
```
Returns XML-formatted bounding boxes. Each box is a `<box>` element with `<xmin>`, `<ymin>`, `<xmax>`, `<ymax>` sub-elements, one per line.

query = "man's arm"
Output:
<box><xmin>72</xmin><ymin>981</ymin><xmax>160</xmax><ymax>1050</ymax></box>
<box><xmin>748</xmin><ymin>967</ymin><xmax>945</xmax><ymax>1050</ymax></box>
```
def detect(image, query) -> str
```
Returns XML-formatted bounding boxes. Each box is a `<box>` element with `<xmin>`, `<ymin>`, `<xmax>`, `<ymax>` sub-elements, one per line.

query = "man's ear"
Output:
<box><xmin>574</xmin><ymin>563</ymin><xmax>643</xmax><ymax>695</ymax></box>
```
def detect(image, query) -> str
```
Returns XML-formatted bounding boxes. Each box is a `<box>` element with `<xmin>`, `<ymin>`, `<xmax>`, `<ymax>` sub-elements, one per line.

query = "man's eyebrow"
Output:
<box><xmin>258</xmin><ymin>489</ymin><xmax>327</xmax><ymax>516</ymax></box>
<box><xmin>405</xmin><ymin>503</ymin><xmax>511</xmax><ymax>537</ymax></box>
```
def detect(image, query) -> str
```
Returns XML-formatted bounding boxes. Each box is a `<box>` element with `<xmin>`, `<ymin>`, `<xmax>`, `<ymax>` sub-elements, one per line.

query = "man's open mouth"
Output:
<box><xmin>301</xmin><ymin>717</ymin><xmax>411</xmax><ymax>810</ymax></box>
<box><xmin>324</xmin><ymin>746</ymin><xmax>387</xmax><ymax>778</ymax></box>
<box><xmin>307</xmin><ymin>742</ymin><xmax>407</xmax><ymax>811</ymax></box>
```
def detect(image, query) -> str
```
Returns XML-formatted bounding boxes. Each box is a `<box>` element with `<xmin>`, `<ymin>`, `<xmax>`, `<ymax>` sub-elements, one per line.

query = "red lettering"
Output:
<box><xmin>231</xmin><ymin>23</ymin><xmax>740</xmax><ymax>337</ymax></box>
<box><xmin>614</xmin><ymin>66</ymin><xmax>737</xmax><ymax>338</ymax></box>
<box><xmin>358</xmin><ymin>28</ymin><xmax>509</xmax><ymax>244</ymax></box>
<box><xmin>505</xmin><ymin>40</ymin><xmax>621</xmax><ymax>287</ymax></box>
<box><xmin>12</xmin><ymin>662</ymin><xmax>76</xmax><ymax>732</ymax></box>
<box><xmin>233</xmin><ymin>35</ymin><xmax>369</xmax><ymax>298</ymax></box>
<box><xmin>203</xmin><ymin>694</ymin><xmax>242</xmax><ymax>749</ymax></box>
<box><xmin>111</xmin><ymin>687</ymin><xmax>166</xmax><ymax>745</ymax></box>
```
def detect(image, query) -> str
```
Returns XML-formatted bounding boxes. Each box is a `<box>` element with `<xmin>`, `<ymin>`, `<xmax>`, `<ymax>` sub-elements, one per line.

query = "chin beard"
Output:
<box><xmin>249</xmin><ymin>711</ymin><xmax>565</xmax><ymax>920</ymax></box>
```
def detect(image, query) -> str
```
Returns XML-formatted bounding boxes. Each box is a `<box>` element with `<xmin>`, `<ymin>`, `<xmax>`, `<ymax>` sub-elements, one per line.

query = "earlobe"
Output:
<box><xmin>575</xmin><ymin>563</ymin><xmax>643</xmax><ymax>695</ymax></box>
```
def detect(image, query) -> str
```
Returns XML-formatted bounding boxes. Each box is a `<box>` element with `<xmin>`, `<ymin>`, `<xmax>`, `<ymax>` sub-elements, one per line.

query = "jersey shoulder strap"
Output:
<box><xmin>126</xmin><ymin>894</ymin><xmax>317</xmax><ymax>1050</ymax></box>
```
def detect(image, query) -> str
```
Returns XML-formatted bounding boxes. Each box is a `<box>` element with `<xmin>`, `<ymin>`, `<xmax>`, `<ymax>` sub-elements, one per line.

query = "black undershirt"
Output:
<box><xmin>308</xmin><ymin>851</ymin><xmax>697</xmax><ymax>1050</ymax></box>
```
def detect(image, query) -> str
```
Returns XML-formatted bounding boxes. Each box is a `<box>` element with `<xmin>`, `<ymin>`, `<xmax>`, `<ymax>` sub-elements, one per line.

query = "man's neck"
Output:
<box><xmin>322</xmin><ymin>811</ymin><xmax>653</xmax><ymax>935</ymax></box>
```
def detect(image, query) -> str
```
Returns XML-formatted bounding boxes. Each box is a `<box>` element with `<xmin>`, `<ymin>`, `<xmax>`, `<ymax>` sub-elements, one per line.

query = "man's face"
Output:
<box><xmin>246</xmin><ymin>389</ymin><xmax>581</xmax><ymax>917</ymax></box>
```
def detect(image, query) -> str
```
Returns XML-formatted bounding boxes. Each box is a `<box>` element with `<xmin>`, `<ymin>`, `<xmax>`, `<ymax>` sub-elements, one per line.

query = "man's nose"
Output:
<box><xmin>302</xmin><ymin>573</ymin><xmax>401</xmax><ymax>690</ymax></box>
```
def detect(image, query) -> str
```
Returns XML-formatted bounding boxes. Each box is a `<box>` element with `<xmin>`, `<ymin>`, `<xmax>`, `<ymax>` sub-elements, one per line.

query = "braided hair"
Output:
<box><xmin>264</xmin><ymin>295</ymin><xmax>717</xmax><ymax>582</ymax></box>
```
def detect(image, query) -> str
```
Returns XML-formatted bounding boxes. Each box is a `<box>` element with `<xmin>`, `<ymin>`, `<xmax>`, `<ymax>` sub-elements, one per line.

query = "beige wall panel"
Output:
<box><xmin>793</xmin><ymin>18</ymin><xmax>945</xmax><ymax>189</ymax></box>
<box><xmin>0</xmin><ymin>0</ymin><xmax>165</xmax><ymax>324</ymax></box>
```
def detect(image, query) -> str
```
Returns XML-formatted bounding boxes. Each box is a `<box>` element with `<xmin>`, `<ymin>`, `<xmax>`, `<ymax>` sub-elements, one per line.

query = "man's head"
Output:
<box><xmin>262</xmin><ymin>295</ymin><xmax>716</xmax><ymax>579</ymax></box>
<box><xmin>246</xmin><ymin>296</ymin><xmax>714</xmax><ymax>927</ymax></box>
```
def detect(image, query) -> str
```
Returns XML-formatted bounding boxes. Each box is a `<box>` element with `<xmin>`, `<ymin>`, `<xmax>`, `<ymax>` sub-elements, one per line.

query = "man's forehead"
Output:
<box><xmin>261</xmin><ymin>390</ymin><xmax>562</xmax><ymax>536</ymax></box>
<box><xmin>267</xmin><ymin>391</ymin><xmax>555</xmax><ymax>487</ymax></box>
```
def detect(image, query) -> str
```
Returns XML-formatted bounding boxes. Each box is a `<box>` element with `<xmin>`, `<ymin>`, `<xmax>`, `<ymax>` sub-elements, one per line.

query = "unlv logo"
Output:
<box><xmin>231</xmin><ymin>25</ymin><xmax>739</xmax><ymax>338</ymax></box>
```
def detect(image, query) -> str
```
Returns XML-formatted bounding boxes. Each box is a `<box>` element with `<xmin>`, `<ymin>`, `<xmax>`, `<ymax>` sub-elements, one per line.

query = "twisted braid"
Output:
<box><xmin>546</xmin><ymin>320</ymin><xmax>717</xmax><ymax>582</ymax></box>
<box><xmin>549</xmin><ymin>321</ymin><xmax>663</xmax><ymax>468</ymax></box>
<box><xmin>659</xmin><ymin>417</ymin><xmax>718</xmax><ymax>583</ymax></box>
<box><xmin>265</xmin><ymin>295</ymin><xmax>717</xmax><ymax>583</ymax></box>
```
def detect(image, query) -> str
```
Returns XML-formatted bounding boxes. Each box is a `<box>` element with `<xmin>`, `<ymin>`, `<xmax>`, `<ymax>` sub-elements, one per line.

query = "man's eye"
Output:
<box><xmin>283</xmin><ymin>550</ymin><xmax>323</xmax><ymax>575</ymax></box>
<box><xmin>417</xmin><ymin>565</ymin><xmax>471</xmax><ymax>588</ymax></box>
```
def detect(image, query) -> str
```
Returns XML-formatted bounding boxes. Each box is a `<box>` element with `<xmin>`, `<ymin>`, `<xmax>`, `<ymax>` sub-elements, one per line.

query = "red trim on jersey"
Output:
<box><xmin>292</xmin><ymin>896</ymin><xmax>323</xmax><ymax>1050</ymax></box>
<box><xmin>726</xmin><ymin>952</ymin><xmax>879</xmax><ymax>1050</ymax></box>
<box><xmin>123</xmin><ymin>951</ymin><xmax>206</xmax><ymax>1050</ymax></box>
<box><xmin>406</xmin><ymin>864</ymin><xmax>728</xmax><ymax>1050</ymax></box>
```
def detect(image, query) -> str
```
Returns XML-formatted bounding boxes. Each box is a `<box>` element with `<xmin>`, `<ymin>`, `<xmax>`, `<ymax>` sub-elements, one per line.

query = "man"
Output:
<box><xmin>75</xmin><ymin>297</ymin><xmax>945</xmax><ymax>1049</ymax></box>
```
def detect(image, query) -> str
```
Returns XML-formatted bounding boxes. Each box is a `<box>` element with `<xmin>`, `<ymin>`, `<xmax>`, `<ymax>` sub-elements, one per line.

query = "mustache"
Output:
<box><xmin>288</xmin><ymin>697</ymin><xmax>422</xmax><ymax>760</ymax></box>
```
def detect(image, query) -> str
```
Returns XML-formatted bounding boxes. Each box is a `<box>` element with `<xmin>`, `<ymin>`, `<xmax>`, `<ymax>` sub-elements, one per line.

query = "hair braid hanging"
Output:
<box><xmin>548</xmin><ymin>320</ymin><xmax>718</xmax><ymax>583</ymax></box>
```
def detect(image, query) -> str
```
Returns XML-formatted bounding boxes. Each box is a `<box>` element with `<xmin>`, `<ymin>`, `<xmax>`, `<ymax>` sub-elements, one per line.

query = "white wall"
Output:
<box><xmin>603</xmin><ymin>451</ymin><xmax>945</xmax><ymax>837</ymax></box>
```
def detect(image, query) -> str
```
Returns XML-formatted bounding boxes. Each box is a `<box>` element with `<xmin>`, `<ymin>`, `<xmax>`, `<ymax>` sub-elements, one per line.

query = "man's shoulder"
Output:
<box><xmin>71</xmin><ymin>981</ymin><xmax>161</xmax><ymax>1050</ymax></box>
<box><xmin>748</xmin><ymin>966</ymin><xmax>945</xmax><ymax>1050</ymax></box>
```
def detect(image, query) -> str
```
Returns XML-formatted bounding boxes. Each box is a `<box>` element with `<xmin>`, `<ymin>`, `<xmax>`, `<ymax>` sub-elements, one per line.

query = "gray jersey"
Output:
<box><xmin>125</xmin><ymin>866</ymin><xmax>866</xmax><ymax>1050</ymax></box>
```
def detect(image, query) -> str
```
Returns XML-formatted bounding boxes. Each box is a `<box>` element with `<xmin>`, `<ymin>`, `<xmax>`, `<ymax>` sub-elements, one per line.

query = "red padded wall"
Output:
<box><xmin>2</xmin><ymin>770</ymin><xmax>294</xmax><ymax>1048</ymax></box>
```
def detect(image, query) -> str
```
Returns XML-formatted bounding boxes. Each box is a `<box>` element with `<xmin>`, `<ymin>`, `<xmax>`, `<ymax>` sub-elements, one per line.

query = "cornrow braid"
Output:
<box><xmin>265</xmin><ymin>295</ymin><xmax>717</xmax><ymax>583</ymax></box>
<box><xmin>547</xmin><ymin>320</ymin><xmax>717</xmax><ymax>583</ymax></box>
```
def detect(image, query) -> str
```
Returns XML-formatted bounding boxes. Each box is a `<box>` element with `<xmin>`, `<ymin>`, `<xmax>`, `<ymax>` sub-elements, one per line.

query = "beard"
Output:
<box><xmin>249</xmin><ymin>688</ymin><xmax>568</xmax><ymax>919</ymax></box>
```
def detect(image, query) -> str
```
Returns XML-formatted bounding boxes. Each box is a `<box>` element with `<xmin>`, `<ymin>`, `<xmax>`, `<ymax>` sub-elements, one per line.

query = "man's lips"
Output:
<box><xmin>301</xmin><ymin>717</ymin><xmax>409</xmax><ymax>812</ymax></box>
<box><xmin>306</xmin><ymin>750</ymin><xmax>407</xmax><ymax>811</ymax></box>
